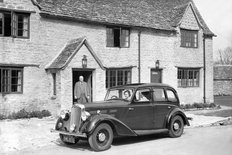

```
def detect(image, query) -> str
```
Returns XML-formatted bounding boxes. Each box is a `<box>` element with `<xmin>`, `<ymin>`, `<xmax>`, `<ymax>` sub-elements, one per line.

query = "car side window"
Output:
<box><xmin>134</xmin><ymin>88</ymin><xmax>151</xmax><ymax>102</ymax></box>
<box><xmin>153</xmin><ymin>88</ymin><xmax>167</xmax><ymax>102</ymax></box>
<box><xmin>166</xmin><ymin>89</ymin><xmax>177</xmax><ymax>102</ymax></box>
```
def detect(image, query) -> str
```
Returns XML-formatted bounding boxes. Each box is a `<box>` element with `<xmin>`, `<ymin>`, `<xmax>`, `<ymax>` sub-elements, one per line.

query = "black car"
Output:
<box><xmin>52</xmin><ymin>83</ymin><xmax>190</xmax><ymax>151</ymax></box>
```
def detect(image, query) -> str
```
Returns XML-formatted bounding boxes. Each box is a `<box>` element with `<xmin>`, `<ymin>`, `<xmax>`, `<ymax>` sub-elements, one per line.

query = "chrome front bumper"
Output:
<box><xmin>50</xmin><ymin>128</ymin><xmax>87</xmax><ymax>138</ymax></box>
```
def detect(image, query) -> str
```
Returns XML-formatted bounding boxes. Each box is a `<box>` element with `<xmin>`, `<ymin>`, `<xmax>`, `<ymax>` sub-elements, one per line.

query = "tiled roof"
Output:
<box><xmin>34</xmin><ymin>0</ymin><xmax>214</xmax><ymax>36</ymax></box>
<box><xmin>46</xmin><ymin>37</ymin><xmax>104</xmax><ymax>70</ymax></box>
<box><xmin>214</xmin><ymin>65</ymin><xmax>232</xmax><ymax>80</ymax></box>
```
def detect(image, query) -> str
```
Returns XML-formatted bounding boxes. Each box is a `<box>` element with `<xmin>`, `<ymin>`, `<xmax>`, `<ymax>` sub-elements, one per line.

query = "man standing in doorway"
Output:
<box><xmin>74</xmin><ymin>76</ymin><xmax>90</xmax><ymax>103</ymax></box>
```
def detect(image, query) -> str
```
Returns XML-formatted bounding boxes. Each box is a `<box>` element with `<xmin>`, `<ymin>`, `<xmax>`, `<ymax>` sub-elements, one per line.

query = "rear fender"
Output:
<box><xmin>85</xmin><ymin>114</ymin><xmax>137</xmax><ymax>137</ymax></box>
<box><xmin>166</xmin><ymin>108</ymin><xmax>190</xmax><ymax>128</ymax></box>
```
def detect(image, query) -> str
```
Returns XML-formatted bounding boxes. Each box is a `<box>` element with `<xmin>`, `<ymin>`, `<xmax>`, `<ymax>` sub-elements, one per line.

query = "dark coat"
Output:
<box><xmin>74</xmin><ymin>81</ymin><xmax>90</xmax><ymax>99</ymax></box>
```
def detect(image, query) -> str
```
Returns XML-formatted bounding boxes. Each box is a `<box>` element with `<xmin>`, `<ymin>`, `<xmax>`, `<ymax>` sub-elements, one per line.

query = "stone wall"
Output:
<box><xmin>214</xmin><ymin>65</ymin><xmax>232</xmax><ymax>96</ymax></box>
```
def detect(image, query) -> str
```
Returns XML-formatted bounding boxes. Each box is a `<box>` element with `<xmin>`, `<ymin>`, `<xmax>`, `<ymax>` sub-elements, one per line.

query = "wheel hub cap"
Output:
<box><xmin>173</xmin><ymin>122</ymin><xmax>180</xmax><ymax>130</ymax></box>
<box><xmin>98</xmin><ymin>132</ymin><xmax>106</xmax><ymax>142</ymax></box>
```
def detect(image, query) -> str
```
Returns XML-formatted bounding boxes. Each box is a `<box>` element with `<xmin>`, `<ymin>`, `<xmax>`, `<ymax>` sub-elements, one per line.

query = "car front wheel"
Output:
<box><xmin>169</xmin><ymin>115</ymin><xmax>184</xmax><ymax>138</ymax></box>
<box><xmin>88</xmin><ymin>123</ymin><xmax>113</xmax><ymax>151</ymax></box>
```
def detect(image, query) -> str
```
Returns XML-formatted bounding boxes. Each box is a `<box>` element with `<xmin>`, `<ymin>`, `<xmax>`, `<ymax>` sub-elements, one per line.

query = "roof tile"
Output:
<box><xmin>35</xmin><ymin>0</ymin><xmax>214</xmax><ymax>35</ymax></box>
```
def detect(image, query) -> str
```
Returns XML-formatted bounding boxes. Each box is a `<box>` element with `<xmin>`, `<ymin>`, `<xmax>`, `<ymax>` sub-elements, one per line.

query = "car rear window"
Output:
<box><xmin>166</xmin><ymin>89</ymin><xmax>177</xmax><ymax>102</ymax></box>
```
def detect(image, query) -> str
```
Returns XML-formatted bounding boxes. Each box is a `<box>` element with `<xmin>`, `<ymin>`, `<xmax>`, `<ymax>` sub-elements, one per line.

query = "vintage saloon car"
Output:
<box><xmin>52</xmin><ymin>83</ymin><xmax>190</xmax><ymax>151</ymax></box>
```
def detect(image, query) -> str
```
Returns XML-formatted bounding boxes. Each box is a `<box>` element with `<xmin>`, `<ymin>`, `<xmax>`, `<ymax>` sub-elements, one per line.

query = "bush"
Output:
<box><xmin>0</xmin><ymin>114</ymin><xmax>6</xmax><ymax>120</ymax></box>
<box><xmin>0</xmin><ymin>109</ymin><xmax>51</xmax><ymax>120</ymax></box>
<box><xmin>209</xmin><ymin>103</ymin><xmax>216</xmax><ymax>108</ymax></box>
<box><xmin>9</xmin><ymin>109</ymin><xmax>29</xmax><ymax>119</ymax></box>
<box><xmin>182</xmin><ymin>102</ymin><xmax>219</xmax><ymax>110</ymax></box>
<box><xmin>185</xmin><ymin>104</ymin><xmax>194</xmax><ymax>109</ymax></box>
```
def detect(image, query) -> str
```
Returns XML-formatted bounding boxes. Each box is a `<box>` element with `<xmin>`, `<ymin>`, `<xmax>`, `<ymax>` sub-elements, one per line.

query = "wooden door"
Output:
<box><xmin>151</xmin><ymin>69</ymin><xmax>162</xmax><ymax>83</ymax></box>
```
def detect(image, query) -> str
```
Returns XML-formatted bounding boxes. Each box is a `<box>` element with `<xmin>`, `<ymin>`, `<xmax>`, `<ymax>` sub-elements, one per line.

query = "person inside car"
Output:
<box><xmin>123</xmin><ymin>90</ymin><xmax>131</xmax><ymax>101</ymax></box>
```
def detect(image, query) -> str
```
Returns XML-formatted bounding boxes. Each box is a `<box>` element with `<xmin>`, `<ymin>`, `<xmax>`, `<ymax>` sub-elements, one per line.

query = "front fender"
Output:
<box><xmin>84</xmin><ymin>114</ymin><xmax>137</xmax><ymax>137</ymax></box>
<box><xmin>167</xmin><ymin>108</ymin><xmax>190</xmax><ymax>127</ymax></box>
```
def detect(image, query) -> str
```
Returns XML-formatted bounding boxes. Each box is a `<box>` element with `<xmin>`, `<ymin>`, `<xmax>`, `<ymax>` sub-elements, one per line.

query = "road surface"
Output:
<box><xmin>6</xmin><ymin>125</ymin><xmax>232</xmax><ymax>155</ymax></box>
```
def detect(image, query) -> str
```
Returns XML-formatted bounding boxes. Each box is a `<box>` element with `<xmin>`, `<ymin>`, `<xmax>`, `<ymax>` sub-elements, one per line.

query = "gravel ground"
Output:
<box><xmin>0</xmin><ymin>117</ymin><xmax>58</xmax><ymax>154</ymax></box>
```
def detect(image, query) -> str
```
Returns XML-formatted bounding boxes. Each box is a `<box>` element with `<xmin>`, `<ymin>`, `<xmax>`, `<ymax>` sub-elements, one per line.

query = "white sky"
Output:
<box><xmin>194</xmin><ymin>0</ymin><xmax>232</xmax><ymax>59</ymax></box>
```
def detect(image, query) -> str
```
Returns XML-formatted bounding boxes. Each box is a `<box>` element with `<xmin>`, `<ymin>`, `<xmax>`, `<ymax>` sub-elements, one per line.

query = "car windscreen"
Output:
<box><xmin>105</xmin><ymin>88</ymin><xmax>134</xmax><ymax>101</ymax></box>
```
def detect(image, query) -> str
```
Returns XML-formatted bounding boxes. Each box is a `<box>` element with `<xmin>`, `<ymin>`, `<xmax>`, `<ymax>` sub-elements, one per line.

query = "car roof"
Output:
<box><xmin>109</xmin><ymin>83</ymin><xmax>173</xmax><ymax>89</ymax></box>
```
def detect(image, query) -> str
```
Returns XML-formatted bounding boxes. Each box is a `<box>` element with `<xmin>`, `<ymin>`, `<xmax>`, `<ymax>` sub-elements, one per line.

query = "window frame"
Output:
<box><xmin>0</xmin><ymin>10</ymin><xmax>30</xmax><ymax>38</ymax></box>
<box><xmin>106</xmin><ymin>68</ymin><xmax>132</xmax><ymax>88</ymax></box>
<box><xmin>106</xmin><ymin>26</ymin><xmax>130</xmax><ymax>48</ymax></box>
<box><xmin>177</xmin><ymin>68</ymin><xmax>200</xmax><ymax>88</ymax></box>
<box><xmin>0</xmin><ymin>67</ymin><xmax>24</xmax><ymax>94</ymax></box>
<box><xmin>180</xmin><ymin>29</ymin><xmax>198</xmax><ymax>48</ymax></box>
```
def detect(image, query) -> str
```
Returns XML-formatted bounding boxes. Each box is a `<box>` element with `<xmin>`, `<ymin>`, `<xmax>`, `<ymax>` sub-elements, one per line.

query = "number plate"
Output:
<box><xmin>63</xmin><ymin>135</ymin><xmax>75</xmax><ymax>143</ymax></box>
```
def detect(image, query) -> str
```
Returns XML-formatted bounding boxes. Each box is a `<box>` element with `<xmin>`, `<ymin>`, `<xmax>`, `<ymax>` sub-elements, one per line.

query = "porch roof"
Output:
<box><xmin>45</xmin><ymin>37</ymin><xmax>105</xmax><ymax>70</ymax></box>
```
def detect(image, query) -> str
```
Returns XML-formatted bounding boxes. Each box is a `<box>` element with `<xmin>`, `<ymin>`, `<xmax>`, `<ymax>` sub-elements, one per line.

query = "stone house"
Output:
<box><xmin>0</xmin><ymin>0</ymin><xmax>215</xmax><ymax>115</ymax></box>
<box><xmin>214</xmin><ymin>65</ymin><xmax>232</xmax><ymax>96</ymax></box>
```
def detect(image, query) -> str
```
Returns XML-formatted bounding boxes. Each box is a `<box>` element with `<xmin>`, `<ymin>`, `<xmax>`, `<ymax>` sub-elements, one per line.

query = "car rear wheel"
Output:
<box><xmin>88</xmin><ymin>123</ymin><xmax>113</xmax><ymax>151</ymax></box>
<box><xmin>59</xmin><ymin>134</ymin><xmax>79</xmax><ymax>145</ymax></box>
<box><xmin>169</xmin><ymin>115</ymin><xmax>184</xmax><ymax>138</ymax></box>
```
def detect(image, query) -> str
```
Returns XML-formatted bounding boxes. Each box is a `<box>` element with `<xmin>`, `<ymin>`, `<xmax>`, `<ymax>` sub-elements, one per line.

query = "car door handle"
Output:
<box><xmin>168</xmin><ymin>106</ymin><xmax>171</xmax><ymax>109</ymax></box>
<box><xmin>128</xmin><ymin>107</ymin><xmax>134</xmax><ymax>111</ymax></box>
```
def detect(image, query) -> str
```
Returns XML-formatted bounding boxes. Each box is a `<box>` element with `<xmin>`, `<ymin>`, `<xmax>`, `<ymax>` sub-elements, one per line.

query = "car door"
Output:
<box><xmin>153</xmin><ymin>87</ymin><xmax>176</xmax><ymax>129</ymax></box>
<box><xmin>120</xmin><ymin>88</ymin><xmax>154</xmax><ymax>130</ymax></box>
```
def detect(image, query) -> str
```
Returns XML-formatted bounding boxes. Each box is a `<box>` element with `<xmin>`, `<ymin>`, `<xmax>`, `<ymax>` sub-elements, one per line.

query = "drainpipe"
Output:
<box><xmin>203</xmin><ymin>35</ymin><xmax>206</xmax><ymax>103</ymax></box>
<box><xmin>138</xmin><ymin>30</ymin><xmax>141</xmax><ymax>83</ymax></box>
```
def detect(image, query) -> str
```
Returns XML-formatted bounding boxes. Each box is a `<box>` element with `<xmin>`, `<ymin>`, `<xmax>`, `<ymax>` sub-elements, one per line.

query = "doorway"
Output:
<box><xmin>72</xmin><ymin>69</ymin><xmax>94</xmax><ymax>103</ymax></box>
<box><xmin>151</xmin><ymin>69</ymin><xmax>162</xmax><ymax>83</ymax></box>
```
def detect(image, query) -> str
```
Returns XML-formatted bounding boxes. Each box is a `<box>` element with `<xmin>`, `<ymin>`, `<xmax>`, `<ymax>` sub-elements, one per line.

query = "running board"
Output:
<box><xmin>134</xmin><ymin>129</ymin><xmax>168</xmax><ymax>136</ymax></box>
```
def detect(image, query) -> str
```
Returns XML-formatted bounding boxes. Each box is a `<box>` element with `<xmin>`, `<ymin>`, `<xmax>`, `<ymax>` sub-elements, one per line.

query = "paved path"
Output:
<box><xmin>5</xmin><ymin>125</ymin><xmax>232</xmax><ymax>155</ymax></box>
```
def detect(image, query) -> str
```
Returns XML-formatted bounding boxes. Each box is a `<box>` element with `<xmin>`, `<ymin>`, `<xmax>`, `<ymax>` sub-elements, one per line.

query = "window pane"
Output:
<box><xmin>194</xmin><ymin>71</ymin><xmax>199</xmax><ymax>86</ymax></box>
<box><xmin>0</xmin><ymin>13</ymin><xmax>3</xmax><ymax>35</ymax></box>
<box><xmin>4</xmin><ymin>12</ymin><xmax>11</xmax><ymax>36</ymax></box>
<box><xmin>166</xmin><ymin>90</ymin><xmax>177</xmax><ymax>102</ymax></box>
<box><xmin>23</xmin><ymin>30</ymin><xmax>28</xmax><ymax>37</ymax></box>
<box><xmin>135</xmin><ymin>88</ymin><xmax>151</xmax><ymax>102</ymax></box>
<box><xmin>153</xmin><ymin>88</ymin><xmax>166</xmax><ymax>101</ymax></box>
<box><xmin>113</xmin><ymin>28</ymin><xmax>120</xmax><ymax>47</ymax></box>
<box><xmin>125</xmin><ymin>70</ymin><xmax>131</xmax><ymax>85</ymax></box>
<box><xmin>120</xmin><ymin>29</ymin><xmax>129</xmax><ymax>47</ymax></box>
<box><xmin>106</xmin><ymin>70</ymin><xmax>109</xmax><ymax>88</ymax></box>
<box><xmin>106</xmin><ymin>28</ymin><xmax>114</xmax><ymax>47</ymax></box>
<box><xmin>0</xmin><ymin>69</ymin><xmax>2</xmax><ymax>92</ymax></box>
<box><xmin>2</xmin><ymin>69</ymin><xmax>10</xmax><ymax>92</ymax></box>
<box><xmin>17</xmin><ymin>14</ymin><xmax>29</xmax><ymax>37</ymax></box>
<box><xmin>188</xmin><ymin>70</ymin><xmax>193</xmax><ymax>86</ymax></box>
<box><xmin>12</xmin><ymin>13</ymin><xmax>17</xmax><ymax>37</ymax></box>
<box><xmin>11</xmin><ymin>70</ymin><xmax>22</xmax><ymax>92</ymax></box>
<box><xmin>110</xmin><ymin>70</ymin><xmax>116</xmax><ymax>87</ymax></box>
<box><xmin>117</xmin><ymin>70</ymin><xmax>123</xmax><ymax>86</ymax></box>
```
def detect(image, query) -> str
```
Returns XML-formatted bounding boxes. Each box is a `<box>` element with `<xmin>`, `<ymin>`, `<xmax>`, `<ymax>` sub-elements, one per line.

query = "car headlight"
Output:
<box><xmin>60</xmin><ymin>110</ymin><xmax>69</xmax><ymax>121</ymax></box>
<box><xmin>70</xmin><ymin>123</ymin><xmax>76</xmax><ymax>132</ymax></box>
<box><xmin>57</xmin><ymin>122</ymin><xmax>63</xmax><ymax>129</ymax></box>
<box><xmin>75</xmin><ymin>103</ymin><xmax>90</xmax><ymax>121</ymax></box>
<box><xmin>81</xmin><ymin>111</ymin><xmax>90</xmax><ymax>121</ymax></box>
